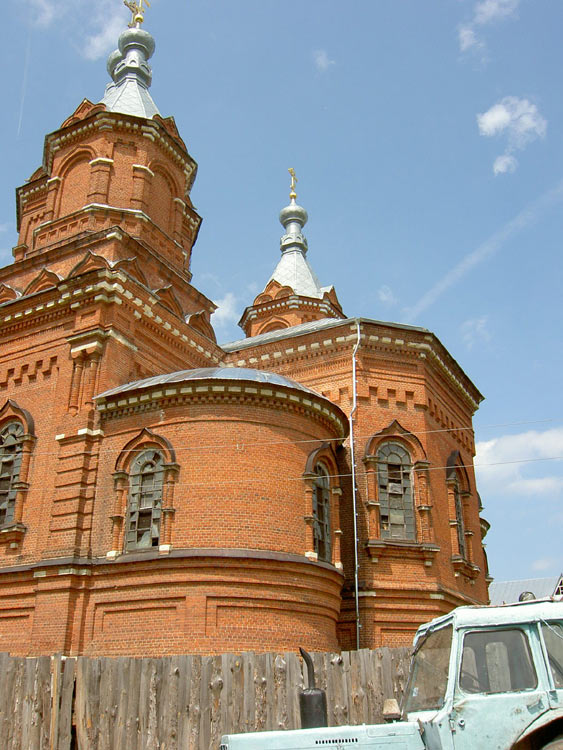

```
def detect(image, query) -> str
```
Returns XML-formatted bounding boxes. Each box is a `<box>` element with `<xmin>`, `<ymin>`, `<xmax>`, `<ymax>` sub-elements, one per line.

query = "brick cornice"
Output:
<box><xmin>0</xmin><ymin>270</ymin><xmax>223</xmax><ymax>364</ymax></box>
<box><xmin>96</xmin><ymin>379</ymin><xmax>348</xmax><ymax>437</ymax></box>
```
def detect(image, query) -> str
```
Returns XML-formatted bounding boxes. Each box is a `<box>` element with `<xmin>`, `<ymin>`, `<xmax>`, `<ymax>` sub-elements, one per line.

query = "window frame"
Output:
<box><xmin>312</xmin><ymin>463</ymin><xmax>331</xmax><ymax>563</ymax></box>
<box><xmin>458</xmin><ymin>627</ymin><xmax>538</xmax><ymax>695</ymax></box>
<box><xmin>125</xmin><ymin>448</ymin><xmax>165</xmax><ymax>551</ymax></box>
<box><xmin>0</xmin><ymin>421</ymin><xmax>25</xmax><ymax>527</ymax></box>
<box><xmin>376</xmin><ymin>441</ymin><xmax>415</xmax><ymax>541</ymax></box>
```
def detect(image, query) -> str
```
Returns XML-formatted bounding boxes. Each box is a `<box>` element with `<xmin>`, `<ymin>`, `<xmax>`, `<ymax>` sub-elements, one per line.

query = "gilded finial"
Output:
<box><xmin>124</xmin><ymin>0</ymin><xmax>150</xmax><ymax>27</ymax></box>
<box><xmin>288</xmin><ymin>167</ymin><xmax>298</xmax><ymax>200</ymax></box>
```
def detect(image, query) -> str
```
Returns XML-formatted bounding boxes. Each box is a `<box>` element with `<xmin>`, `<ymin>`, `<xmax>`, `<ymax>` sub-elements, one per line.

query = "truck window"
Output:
<box><xmin>404</xmin><ymin>625</ymin><xmax>452</xmax><ymax>713</ymax></box>
<box><xmin>460</xmin><ymin>628</ymin><xmax>537</xmax><ymax>694</ymax></box>
<box><xmin>541</xmin><ymin>620</ymin><xmax>563</xmax><ymax>688</ymax></box>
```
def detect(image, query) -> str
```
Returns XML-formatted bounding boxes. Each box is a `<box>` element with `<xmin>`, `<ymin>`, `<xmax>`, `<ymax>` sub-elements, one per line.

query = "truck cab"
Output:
<box><xmin>220</xmin><ymin>598</ymin><xmax>563</xmax><ymax>749</ymax></box>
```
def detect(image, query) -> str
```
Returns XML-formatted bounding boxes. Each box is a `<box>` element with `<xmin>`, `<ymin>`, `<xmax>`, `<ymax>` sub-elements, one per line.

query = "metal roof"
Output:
<box><xmin>100</xmin><ymin>27</ymin><xmax>160</xmax><ymax>119</ymax></box>
<box><xmin>222</xmin><ymin>316</ymin><xmax>428</xmax><ymax>352</ymax></box>
<box><xmin>95</xmin><ymin>366</ymin><xmax>325</xmax><ymax>401</ymax></box>
<box><xmin>488</xmin><ymin>575</ymin><xmax>563</xmax><ymax>605</ymax></box>
<box><xmin>269</xmin><ymin>249</ymin><xmax>333</xmax><ymax>300</ymax></box>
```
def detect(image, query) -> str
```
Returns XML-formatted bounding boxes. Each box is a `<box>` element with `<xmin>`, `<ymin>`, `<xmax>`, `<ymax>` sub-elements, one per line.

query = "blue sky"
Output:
<box><xmin>2</xmin><ymin>0</ymin><xmax>562</xmax><ymax>585</ymax></box>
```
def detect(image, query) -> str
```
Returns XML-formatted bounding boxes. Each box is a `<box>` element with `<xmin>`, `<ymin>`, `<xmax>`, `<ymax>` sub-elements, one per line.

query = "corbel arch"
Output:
<box><xmin>114</xmin><ymin>428</ymin><xmax>176</xmax><ymax>473</ymax></box>
<box><xmin>302</xmin><ymin>442</ymin><xmax>343</xmax><ymax>568</ymax></box>
<box><xmin>446</xmin><ymin>450</ymin><xmax>471</xmax><ymax>493</ymax></box>
<box><xmin>257</xmin><ymin>318</ymin><xmax>290</xmax><ymax>335</ymax></box>
<box><xmin>148</xmin><ymin>161</ymin><xmax>180</xmax><ymax>235</ymax></box>
<box><xmin>67</xmin><ymin>251</ymin><xmax>112</xmax><ymax>280</ymax></box>
<box><xmin>23</xmin><ymin>268</ymin><xmax>62</xmax><ymax>297</ymax></box>
<box><xmin>109</xmin><ymin>429</ymin><xmax>179</xmax><ymax>558</ymax></box>
<box><xmin>364</xmin><ymin>420</ymin><xmax>427</xmax><ymax>464</ymax></box>
<box><xmin>0</xmin><ymin>284</ymin><xmax>21</xmax><ymax>305</ymax></box>
<box><xmin>0</xmin><ymin>399</ymin><xmax>35</xmax><ymax>435</ymax></box>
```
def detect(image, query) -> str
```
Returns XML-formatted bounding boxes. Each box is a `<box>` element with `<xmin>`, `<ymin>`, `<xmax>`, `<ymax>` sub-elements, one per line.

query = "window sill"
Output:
<box><xmin>0</xmin><ymin>522</ymin><xmax>27</xmax><ymax>548</ymax></box>
<box><xmin>451</xmin><ymin>555</ymin><xmax>480</xmax><ymax>579</ymax></box>
<box><xmin>366</xmin><ymin>539</ymin><xmax>440</xmax><ymax>566</ymax></box>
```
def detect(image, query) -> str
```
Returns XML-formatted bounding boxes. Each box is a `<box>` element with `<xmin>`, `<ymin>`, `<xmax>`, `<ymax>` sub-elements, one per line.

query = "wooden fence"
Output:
<box><xmin>0</xmin><ymin>647</ymin><xmax>411</xmax><ymax>750</ymax></box>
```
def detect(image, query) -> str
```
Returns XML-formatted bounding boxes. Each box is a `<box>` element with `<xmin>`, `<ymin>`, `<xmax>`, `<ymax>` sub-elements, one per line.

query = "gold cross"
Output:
<box><xmin>288</xmin><ymin>167</ymin><xmax>298</xmax><ymax>199</ymax></box>
<box><xmin>124</xmin><ymin>0</ymin><xmax>150</xmax><ymax>27</ymax></box>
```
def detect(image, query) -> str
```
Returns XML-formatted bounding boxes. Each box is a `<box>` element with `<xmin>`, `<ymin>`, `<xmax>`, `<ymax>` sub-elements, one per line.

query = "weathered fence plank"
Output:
<box><xmin>0</xmin><ymin>645</ymin><xmax>411</xmax><ymax>749</ymax></box>
<box><xmin>57</xmin><ymin>657</ymin><xmax>76</xmax><ymax>750</ymax></box>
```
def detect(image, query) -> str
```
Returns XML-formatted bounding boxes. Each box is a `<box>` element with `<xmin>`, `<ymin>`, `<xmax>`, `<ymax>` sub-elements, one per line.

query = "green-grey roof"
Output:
<box><xmin>96</xmin><ymin>366</ymin><xmax>323</xmax><ymax>401</ymax></box>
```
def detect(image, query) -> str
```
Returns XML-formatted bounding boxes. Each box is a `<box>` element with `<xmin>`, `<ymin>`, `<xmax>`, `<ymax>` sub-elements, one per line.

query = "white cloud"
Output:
<box><xmin>474</xmin><ymin>0</ymin><xmax>519</xmax><ymax>25</ymax></box>
<box><xmin>377</xmin><ymin>285</ymin><xmax>397</xmax><ymax>306</ymax></box>
<box><xmin>458</xmin><ymin>25</ymin><xmax>481</xmax><ymax>52</ymax></box>
<box><xmin>460</xmin><ymin>316</ymin><xmax>491</xmax><ymax>349</ymax></box>
<box><xmin>459</xmin><ymin>0</ymin><xmax>519</xmax><ymax>56</ymax></box>
<box><xmin>404</xmin><ymin>179</ymin><xmax>563</xmax><ymax>321</ymax></box>
<box><xmin>313</xmin><ymin>49</ymin><xmax>335</xmax><ymax>73</ymax></box>
<box><xmin>25</xmin><ymin>0</ymin><xmax>56</xmax><ymax>27</ymax></box>
<box><xmin>84</xmin><ymin>9</ymin><xmax>129</xmax><ymax>61</ymax></box>
<box><xmin>477</xmin><ymin>97</ymin><xmax>546</xmax><ymax>145</ymax></box>
<box><xmin>477</xmin><ymin>97</ymin><xmax>546</xmax><ymax>175</ymax></box>
<box><xmin>475</xmin><ymin>426</ymin><xmax>563</xmax><ymax>496</ymax></box>
<box><xmin>493</xmin><ymin>154</ymin><xmax>518</xmax><ymax>175</ymax></box>
<box><xmin>211</xmin><ymin>292</ymin><xmax>240</xmax><ymax>328</ymax></box>
<box><xmin>19</xmin><ymin>0</ymin><xmax>130</xmax><ymax>60</ymax></box>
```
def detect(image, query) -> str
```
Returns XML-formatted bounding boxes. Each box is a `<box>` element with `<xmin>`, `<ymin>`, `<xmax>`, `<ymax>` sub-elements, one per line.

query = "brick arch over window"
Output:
<box><xmin>56</xmin><ymin>148</ymin><xmax>96</xmax><ymax>217</ymax></box>
<box><xmin>446</xmin><ymin>451</ymin><xmax>474</xmax><ymax>568</ymax></box>
<box><xmin>0</xmin><ymin>400</ymin><xmax>36</xmax><ymax>545</ymax></box>
<box><xmin>257</xmin><ymin>319</ymin><xmax>290</xmax><ymax>335</ymax></box>
<box><xmin>148</xmin><ymin>163</ymin><xmax>180</xmax><ymax>235</ymax></box>
<box><xmin>108</xmin><ymin>429</ymin><xmax>179</xmax><ymax>557</ymax></box>
<box><xmin>303</xmin><ymin>443</ymin><xmax>342</xmax><ymax>568</ymax></box>
<box><xmin>363</xmin><ymin>421</ymin><xmax>432</xmax><ymax>545</ymax></box>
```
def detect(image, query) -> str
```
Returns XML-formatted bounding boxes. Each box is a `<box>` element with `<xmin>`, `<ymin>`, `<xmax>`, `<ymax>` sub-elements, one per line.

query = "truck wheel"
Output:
<box><xmin>542</xmin><ymin>737</ymin><xmax>563</xmax><ymax>749</ymax></box>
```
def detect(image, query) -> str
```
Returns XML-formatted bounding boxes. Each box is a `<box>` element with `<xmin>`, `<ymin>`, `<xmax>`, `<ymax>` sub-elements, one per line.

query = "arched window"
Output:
<box><xmin>313</xmin><ymin>464</ymin><xmax>331</xmax><ymax>562</ymax></box>
<box><xmin>0</xmin><ymin>422</ymin><xmax>24</xmax><ymax>527</ymax></box>
<box><xmin>452</xmin><ymin>477</ymin><xmax>467</xmax><ymax>559</ymax></box>
<box><xmin>125</xmin><ymin>450</ymin><xmax>164</xmax><ymax>550</ymax></box>
<box><xmin>377</xmin><ymin>442</ymin><xmax>415</xmax><ymax>541</ymax></box>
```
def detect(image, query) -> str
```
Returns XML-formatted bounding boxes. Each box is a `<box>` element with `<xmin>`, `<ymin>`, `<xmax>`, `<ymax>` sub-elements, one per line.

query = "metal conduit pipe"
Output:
<box><xmin>349</xmin><ymin>318</ymin><xmax>361</xmax><ymax>649</ymax></box>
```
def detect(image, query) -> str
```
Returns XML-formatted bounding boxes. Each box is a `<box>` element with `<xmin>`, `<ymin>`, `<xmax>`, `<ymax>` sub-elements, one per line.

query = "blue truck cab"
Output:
<box><xmin>220</xmin><ymin>598</ymin><xmax>563</xmax><ymax>749</ymax></box>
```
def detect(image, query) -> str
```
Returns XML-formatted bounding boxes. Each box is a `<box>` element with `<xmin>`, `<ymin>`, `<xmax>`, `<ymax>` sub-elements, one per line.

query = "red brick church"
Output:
<box><xmin>0</xmin><ymin>9</ymin><xmax>489</xmax><ymax>657</ymax></box>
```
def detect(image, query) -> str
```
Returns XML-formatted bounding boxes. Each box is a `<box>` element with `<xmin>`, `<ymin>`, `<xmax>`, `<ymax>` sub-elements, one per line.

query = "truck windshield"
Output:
<box><xmin>541</xmin><ymin>620</ymin><xmax>563</xmax><ymax>688</ymax></box>
<box><xmin>459</xmin><ymin>628</ymin><xmax>537</xmax><ymax>694</ymax></box>
<box><xmin>404</xmin><ymin>625</ymin><xmax>452</xmax><ymax>713</ymax></box>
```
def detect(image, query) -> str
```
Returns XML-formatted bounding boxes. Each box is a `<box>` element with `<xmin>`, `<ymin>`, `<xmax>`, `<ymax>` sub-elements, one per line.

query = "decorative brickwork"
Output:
<box><xmin>0</xmin><ymin>19</ymin><xmax>490</xmax><ymax>657</ymax></box>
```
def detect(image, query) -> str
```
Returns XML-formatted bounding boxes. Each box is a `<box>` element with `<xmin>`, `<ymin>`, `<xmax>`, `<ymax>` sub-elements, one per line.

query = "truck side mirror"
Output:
<box><xmin>382</xmin><ymin>698</ymin><xmax>401</xmax><ymax>723</ymax></box>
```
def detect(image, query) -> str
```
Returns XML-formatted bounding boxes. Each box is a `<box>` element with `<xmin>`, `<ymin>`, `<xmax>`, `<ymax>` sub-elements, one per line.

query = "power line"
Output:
<box><xmin>11</xmin><ymin>416</ymin><xmax>562</xmax><ymax>459</ymax></box>
<box><xmin>39</xmin><ymin>455</ymin><xmax>563</xmax><ymax>491</ymax></box>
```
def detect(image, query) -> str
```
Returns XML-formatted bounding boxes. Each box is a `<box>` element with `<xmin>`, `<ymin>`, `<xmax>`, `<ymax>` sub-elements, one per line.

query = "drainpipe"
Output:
<box><xmin>349</xmin><ymin>318</ymin><xmax>361</xmax><ymax>649</ymax></box>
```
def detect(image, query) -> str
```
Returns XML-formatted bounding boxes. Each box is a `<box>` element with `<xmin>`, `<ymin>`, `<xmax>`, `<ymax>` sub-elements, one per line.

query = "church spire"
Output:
<box><xmin>100</xmin><ymin>0</ymin><xmax>159</xmax><ymax>119</ymax></box>
<box><xmin>279</xmin><ymin>168</ymin><xmax>309</xmax><ymax>257</ymax></box>
<box><xmin>237</xmin><ymin>171</ymin><xmax>344</xmax><ymax>337</ymax></box>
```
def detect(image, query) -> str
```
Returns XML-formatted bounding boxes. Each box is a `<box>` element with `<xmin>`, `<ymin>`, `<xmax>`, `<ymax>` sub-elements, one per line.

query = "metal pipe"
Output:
<box><xmin>349</xmin><ymin>318</ymin><xmax>361</xmax><ymax>649</ymax></box>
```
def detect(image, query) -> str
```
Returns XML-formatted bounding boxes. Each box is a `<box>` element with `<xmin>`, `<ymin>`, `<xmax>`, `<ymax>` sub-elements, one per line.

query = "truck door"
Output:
<box><xmin>450</xmin><ymin>627</ymin><xmax>548</xmax><ymax>750</ymax></box>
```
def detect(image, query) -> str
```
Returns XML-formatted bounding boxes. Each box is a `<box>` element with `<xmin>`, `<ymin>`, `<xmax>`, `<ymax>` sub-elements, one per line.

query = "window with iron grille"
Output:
<box><xmin>125</xmin><ymin>449</ymin><xmax>164</xmax><ymax>550</ymax></box>
<box><xmin>0</xmin><ymin>422</ymin><xmax>24</xmax><ymax>527</ymax></box>
<box><xmin>377</xmin><ymin>442</ymin><xmax>415</xmax><ymax>540</ymax></box>
<box><xmin>313</xmin><ymin>464</ymin><xmax>331</xmax><ymax>562</ymax></box>
<box><xmin>453</xmin><ymin>477</ymin><xmax>467</xmax><ymax>559</ymax></box>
